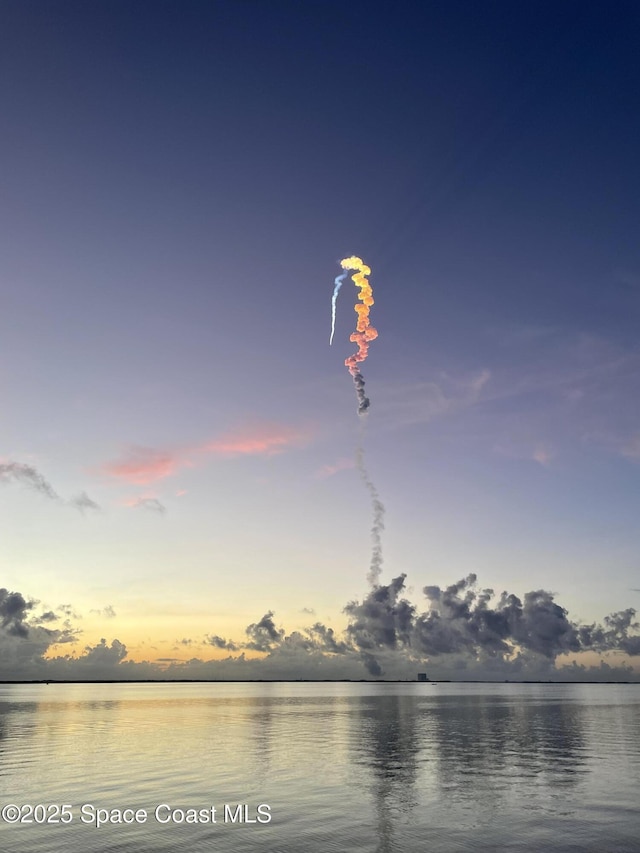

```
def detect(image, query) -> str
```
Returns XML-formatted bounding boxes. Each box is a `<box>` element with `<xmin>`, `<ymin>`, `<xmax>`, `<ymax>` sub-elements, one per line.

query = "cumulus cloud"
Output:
<box><xmin>343</xmin><ymin>573</ymin><xmax>640</xmax><ymax>676</ymax></box>
<box><xmin>0</xmin><ymin>588</ymin><xmax>33</xmax><ymax>638</ymax></box>
<box><xmin>38</xmin><ymin>611</ymin><xmax>58</xmax><ymax>623</ymax></box>
<box><xmin>78</xmin><ymin>638</ymin><xmax>128</xmax><ymax>666</ymax></box>
<box><xmin>245</xmin><ymin>611</ymin><xmax>285</xmax><ymax>652</ymax></box>
<box><xmin>205</xmin><ymin>634</ymin><xmax>239</xmax><ymax>652</ymax></box>
<box><xmin>0</xmin><ymin>589</ymin><xmax>81</xmax><ymax>677</ymax></box>
<box><xmin>1</xmin><ymin>575</ymin><xmax>639</xmax><ymax>681</ymax></box>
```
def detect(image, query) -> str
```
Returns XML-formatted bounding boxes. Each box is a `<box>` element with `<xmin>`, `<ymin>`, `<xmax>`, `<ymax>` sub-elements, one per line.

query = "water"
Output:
<box><xmin>1</xmin><ymin>682</ymin><xmax>639</xmax><ymax>852</ymax></box>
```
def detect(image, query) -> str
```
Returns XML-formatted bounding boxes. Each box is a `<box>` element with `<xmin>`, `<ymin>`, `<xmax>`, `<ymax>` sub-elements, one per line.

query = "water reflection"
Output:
<box><xmin>1</xmin><ymin>683</ymin><xmax>638</xmax><ymax>853</ymax></box>
<box><xmin>351</xmin><ymin>688</ymin><xmax>589</xmax><ymax>848</ymax></box>
<box><xmin>431</xmin><ymin>693</ymin><xmax>587</xmax><ymax>796</ymax></box>
<box><xmin>351</xmin><ymin>695</ymin><xmax>422</xmax><ymax>853</ymax></box>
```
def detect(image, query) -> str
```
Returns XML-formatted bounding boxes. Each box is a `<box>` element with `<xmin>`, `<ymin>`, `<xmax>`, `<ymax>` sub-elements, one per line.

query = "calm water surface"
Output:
<box><xmin>0</xmin><ymin>682</ymin><xmax>639</xmax><ymax>852</ymax></box>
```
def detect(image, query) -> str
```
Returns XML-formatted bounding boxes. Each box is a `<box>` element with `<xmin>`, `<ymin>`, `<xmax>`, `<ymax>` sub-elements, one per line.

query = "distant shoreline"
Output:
<box><xmin>0</xmin><ymin>679</ymin><xmax>635</xmax><ymax>685</ymax></box>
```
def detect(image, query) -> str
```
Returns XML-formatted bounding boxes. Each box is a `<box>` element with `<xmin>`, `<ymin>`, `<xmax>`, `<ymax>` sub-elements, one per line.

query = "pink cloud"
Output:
<box><xmin>201</xmin><ymin>423</ymin><xmax>310</xmax><ymax>458</ymax></box>
<box><xmin>101</xmin><ymin>447</ymin><xmax>182</xmax><ymax>485</ymax></box>
<box><xmin>316</xmin><ymin>457</ymin><xmax>355</xmax><ymax>479</ymax></box>
<box><xmin>100</xmin><ymin>422</ymin><xmax>311</xmax><ymax>486</ymax></box>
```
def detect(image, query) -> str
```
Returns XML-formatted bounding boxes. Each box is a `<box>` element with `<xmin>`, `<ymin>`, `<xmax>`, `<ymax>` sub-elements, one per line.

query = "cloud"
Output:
<box><xmin>100</xmin><ymin>422</ymin><xmax>311</xmax><ymax>488</ymax></box>
<box><xmin>205</xmin><ymin>634</ymin><xmax>239</xmax><ymax>652</ymax></box>
<box><xmin>245</xmin><ymin>611</ymin><xmax>285</xmax><ymax>652</ymax></box>
<box><xmin>0</xmin><ymin>588</ymin><xmax>34</xmax><ymax>638</ymax></box>
<box><xmin>69</xmin><ymin>491</ymin><xmax>101</xmax><ymax>513</ymax></box>
<box><xmin>343</xmin><ymin>573</ymin><xmax>640</xmax><ymax>675</ymax></box>
<box><xmin>373</xmin><ymin>369</ymin><xmax>490</xmax><ymax>431</ymax></box>
<box><xmin>201</xmin><ymin>422</ymin><xmax>310</xmax><ymax>458</ymax></box>
<box><xmin>0</xmin><ymin>462</ymin><xmax>100</xmax><ymax>512</ymax></box>
<box><xmin>101</xmin><ymin>447</ymin><xmax>182</xmax><ymax>485</ymax></box>
<box><xmin>0</xmin><ymin>589</ymin><xmax>81</xmax><ymax>676</ymax></box>
<box><xmin>0</xmin><ymin>462</ymin><xmax>61</xmax><ymax>502</ymax></box>
<box><xmin>315</xmin><ymin>457</ymin><xmax>355</xmax><ymax>479</ymax></box>
<box><xmin>464</xmin><ymin>331</ymin><xmax>640</xmax><ymax>463</ymax></box>
<box><xmin>345</xmin><ymin>575</ymin><xmax>415</xmax><ymax>674</ymax></box>
<box><xmin>90</xmin><ymin>605</ymin><xmax>116</xmax><ymax>619</ymax></box>
<box><xmin>1</xmin><ymin>575</ymin><xmax>639</xmax><ymax>682</ymax></box>
<box><xmin>77</xmin><ymin>638</ymin><xmax>128</xmax><ymax>666</ymax></box>
<box><xmin>124</xmin><ymin>496</ymin><xmax>167</xmax><ymax>514</ymax></box>
<box><xmin>38</xmin><ymin>611</ymin><xmax>58</xmax><ymax>623</ymax></box>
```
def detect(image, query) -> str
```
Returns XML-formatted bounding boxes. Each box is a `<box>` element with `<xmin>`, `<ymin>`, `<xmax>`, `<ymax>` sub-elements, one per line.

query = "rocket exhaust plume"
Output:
<box><xmin>356</xmin><ymin>442</ymin><xmax>385</xmax><ymax>586</ymax></box>
<box><xmin>339</xmin><ymin>256</ymin><xmax>378</xmax><ymax>415</ymax></box>
<box><xmin>331</xmin><ymin>256</ymin><xmax>384</xmax><ymax>585</ymax></box>
<box><xmin>330</xmin><ymin>270</ymin><xmax>348</xmax><ymax>346</ymax></box>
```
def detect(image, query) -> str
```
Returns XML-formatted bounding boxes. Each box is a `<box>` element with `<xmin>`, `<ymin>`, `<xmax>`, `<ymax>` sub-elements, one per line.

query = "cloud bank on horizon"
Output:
<box><xmin>2</xmin><ymin>574</ymin><xmax>638</xmax><ymax>682</ymax></box>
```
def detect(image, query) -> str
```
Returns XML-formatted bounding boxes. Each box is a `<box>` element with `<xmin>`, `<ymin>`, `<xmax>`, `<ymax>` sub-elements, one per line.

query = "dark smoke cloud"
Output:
<box><xmin>0</xmin><ymin>462</ymin><xmax>61</xmax><ymax>502</ymax></box>
<box><xmin>350</xmin><ymin>368</ymin><xmax>370</xmax><ymax>415</ymax></box>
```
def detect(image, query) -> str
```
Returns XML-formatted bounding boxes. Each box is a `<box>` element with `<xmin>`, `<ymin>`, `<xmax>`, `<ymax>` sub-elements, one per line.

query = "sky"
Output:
<box><xmin>1</xmin><ymin>0</ymin><xmax>640</xmax><ymax>681</ymax></box>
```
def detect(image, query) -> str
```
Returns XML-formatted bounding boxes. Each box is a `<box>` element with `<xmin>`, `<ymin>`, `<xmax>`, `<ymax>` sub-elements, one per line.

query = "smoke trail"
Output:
<box><xmin>330</xmin><ymin>271</ymin><xmax>349</xmax><ymax>346</ymax></box>
<box><xmin>339</xmin><ymin>256</ymin><xmax>378</xmax><ymax>415</ymax></box>
<box><xmin>355</xmin><ymin>440</ymin><xmax>385</xmax><ymax>586</ymax></box>
<box><xmin>332</xmin><ymin>256</ymin><xmax>384</xmax><ymax>585</ymax></box>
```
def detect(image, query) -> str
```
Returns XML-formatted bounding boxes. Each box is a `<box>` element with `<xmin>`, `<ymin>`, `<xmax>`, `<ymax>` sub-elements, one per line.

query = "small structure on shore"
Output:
<box><xmin>417</xmin><ymin>673</ymin><xmax>429</xmax><ymax>682</ymax></box>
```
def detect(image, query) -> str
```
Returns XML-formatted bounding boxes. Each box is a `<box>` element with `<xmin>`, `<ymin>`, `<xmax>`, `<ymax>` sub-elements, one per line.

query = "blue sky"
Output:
<box><xmin>1</xmin><ymin>0</ymin><xmax>640</xmax><ymax>679</ymax></box>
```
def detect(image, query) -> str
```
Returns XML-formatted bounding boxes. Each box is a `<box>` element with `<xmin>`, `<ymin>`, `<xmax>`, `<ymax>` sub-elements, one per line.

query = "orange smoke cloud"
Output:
<box><xmin>340</xmin><ymin>255</ymin><xmax>378</xmax><ymax>371</ymax></box>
